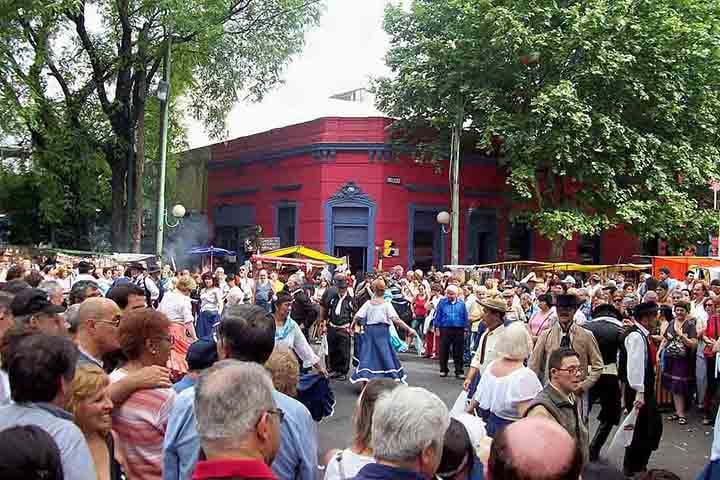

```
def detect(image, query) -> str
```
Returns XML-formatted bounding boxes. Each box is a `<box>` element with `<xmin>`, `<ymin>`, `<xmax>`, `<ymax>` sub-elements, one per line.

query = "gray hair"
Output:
<box><xmin>495</xmin><ymin>321</ymin><xmax>534</xmax><ymax>361</ymax></box>
<box><xmin>64</xmin><ymin>304</ymin><xmax>82</xmax><ymax>335</ymax></box>
<box><xmin>195</xmin><ymin>360</ymin><xmax>275</xmax><ymax>447</ymax></box>
<box><xmin>371</xmin><ymin>386</ymin><xmax>449</xmax><ymax>463</ymax></box>
<box><xmin>38</xmin><ymin>280</ymin><xmax>63</xmax><ymax>296</ymax></box>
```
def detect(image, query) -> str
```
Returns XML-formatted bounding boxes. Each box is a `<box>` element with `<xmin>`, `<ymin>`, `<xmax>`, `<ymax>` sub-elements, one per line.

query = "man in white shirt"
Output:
<box><xmin>71</xmin><ymin>260</ymin><xmax>97</xmax><ymax>285</ymax></box>
<box><xmin>130</xmin><ymin>262</ymin><xmax>159</xmax><ymax>307</ymax></box>
<box><xmin>619</xmin><ymin>301</ymin><xmax>663</xmax><ymax>477</ymax></box>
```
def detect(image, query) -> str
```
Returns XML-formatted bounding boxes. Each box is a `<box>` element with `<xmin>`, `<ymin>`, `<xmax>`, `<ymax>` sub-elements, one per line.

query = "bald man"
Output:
<box><xmin>76</xmin><ymin>297</ymin><xmax>123</xmax><ymax>369</ymax></box>
<box><xmin>486</xmin><ymin>417</ymin><xmax>583</xmax><ymax>480</ymax></box>
<box><xmin>76</xmin><ymin>299</ymin><xmax>173</xmax><ymax>407</ymax></box>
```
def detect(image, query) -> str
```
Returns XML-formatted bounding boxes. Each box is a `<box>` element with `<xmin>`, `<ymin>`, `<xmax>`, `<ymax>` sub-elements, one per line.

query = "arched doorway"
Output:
<box><xmin>324</xmin><ymin>182</ymin><xmax>376</xmax><ymax>273</ymax></box>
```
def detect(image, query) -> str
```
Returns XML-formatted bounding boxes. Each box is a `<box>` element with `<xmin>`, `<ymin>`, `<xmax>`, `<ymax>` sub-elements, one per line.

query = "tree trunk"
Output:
<box><xmin>131</xmin><ymin>110</ymin><xmax>145</xmax><ymax>253</ymax></box>
<box><xmin>109</xmin><ymin>150</ymin><xmax>129</xmax><ymax>251</ymax></box>
<box><xmin>550</xmin><ymin>237</ymin><xmax>566</xmax><ymax>261</ymax></box>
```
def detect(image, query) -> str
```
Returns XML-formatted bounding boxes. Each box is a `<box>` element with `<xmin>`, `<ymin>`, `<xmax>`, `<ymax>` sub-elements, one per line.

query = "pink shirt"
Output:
<box><xmin>110</xmin><ymin>369</ymin><xmax>176</xmax><ymax>480</ymax></box>
<box><xmin>528</xmin><ymin>307</ymin><xmax>557</xmax><ymax>337</ymax></box>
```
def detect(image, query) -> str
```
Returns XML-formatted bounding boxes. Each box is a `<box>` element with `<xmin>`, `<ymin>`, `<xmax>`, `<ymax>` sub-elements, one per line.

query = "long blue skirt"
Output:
<box><xmin>196</xmin><ymin>310</ymin><xmax>219</xmax><ymax>339</ymax></box>
<box><xmin>350</xmin><ymin>324</ymin><xmax>406</xmax><ymax>384</ymax></box>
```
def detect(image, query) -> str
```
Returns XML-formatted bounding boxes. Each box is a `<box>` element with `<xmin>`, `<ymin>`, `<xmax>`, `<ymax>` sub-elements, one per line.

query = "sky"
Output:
<box><xmin>185</xmin><ymin>0</ymin><xmax>398</xmax><ymax>148</ymax></box>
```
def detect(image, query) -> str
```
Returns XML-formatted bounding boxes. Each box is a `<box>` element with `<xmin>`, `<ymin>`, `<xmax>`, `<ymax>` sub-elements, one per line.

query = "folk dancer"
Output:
<box><xmin>581</xmin><ymin>303</ymin><xmax>625</xmax><ymax>461</ymax></box>
<box><xmin>618</xmin><ymin>301</ymin><xmax>664</xmax><ymax>477</ymax></box>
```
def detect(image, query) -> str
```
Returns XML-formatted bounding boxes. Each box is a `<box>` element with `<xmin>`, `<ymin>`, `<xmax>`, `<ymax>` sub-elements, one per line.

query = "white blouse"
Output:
<box><xmin>200</xmin><ymin>287</ymin><xmax>224</xmax><ymax>313</ymax></box>
<box><xmin>473</xmin><ymin>362</ymin><xmax>543</xmax><ymax>421</ymax></box>
<box><xmin>355</xmin><ymin>301</ymin><xmax>399</xmax><ymax>326</ymax></box>
<box><xmin>158</xmin><ymin>290</ymin><xmax>194</xmax><ymax>324</ymax></box>
<box><xmin>323</xmin><ymin>449</ymin><xmax>373</xmax><ymax>480</ymax></box>
<box><xmin>276</xmin><ymin>319</ymin><xmax>320</xmax><ymax>368</ymax></box>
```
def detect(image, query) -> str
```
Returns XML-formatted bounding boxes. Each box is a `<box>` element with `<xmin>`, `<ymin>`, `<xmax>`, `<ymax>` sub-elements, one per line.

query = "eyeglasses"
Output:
<box><xmin>556</xmin><ymin>365</ymin><xmax>582</xmax><ymax>375</ymax></box>
<box><xmin>266</xmin><ymin>408</ymin><xmax>285</xmax><ymax>424</ymax></box>
<box><xmin>96</xmin><ymin>315</ymin><xmax>122</xmax><ymax>328</ymax></box>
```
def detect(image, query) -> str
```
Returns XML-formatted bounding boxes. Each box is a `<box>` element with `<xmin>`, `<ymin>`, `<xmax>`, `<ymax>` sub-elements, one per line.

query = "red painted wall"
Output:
<box><xmin>204</xmin><ymin>117</ymin><xmax>640</xmax><ymax>269</ymax></box>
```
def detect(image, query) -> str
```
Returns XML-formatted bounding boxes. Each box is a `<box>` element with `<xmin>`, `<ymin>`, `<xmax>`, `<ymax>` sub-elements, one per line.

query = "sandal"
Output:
<box><xmin>667</xmin><ymin>414</ymin><xmax>679</xmax><ymax>421</ymax></box>
<box><xmin>678</xmin><ymin>417</ymin><xmax>688</xmax><ymax>425</ymax></box>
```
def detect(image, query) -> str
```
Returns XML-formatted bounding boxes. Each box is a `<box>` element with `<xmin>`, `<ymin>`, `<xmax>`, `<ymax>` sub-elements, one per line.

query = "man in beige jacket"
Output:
<box><xmin>529</xmin><ymin>294</ymin><xmax>603</xmax><ymax>421</ymax></box>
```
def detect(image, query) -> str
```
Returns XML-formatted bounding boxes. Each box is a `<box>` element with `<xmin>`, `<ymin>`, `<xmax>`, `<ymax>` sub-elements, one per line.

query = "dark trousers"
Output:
<box><xmin>439</xmin><ymin>327</ymin><xmax>465</xmax><ymax>375</ymax></box>
<box><xmin>327</xmin><ymin>326</ymin><xmax>351</xmax><ymax>374</ymax></box>
<box><xmin>624</xmin><ymin>443</ymin><xmax>653</xmax><ymax>476</ymax></box>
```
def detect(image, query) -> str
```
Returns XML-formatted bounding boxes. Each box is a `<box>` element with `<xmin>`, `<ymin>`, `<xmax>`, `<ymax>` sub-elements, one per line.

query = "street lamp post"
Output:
<box><xmin>155</xmin><ymin>29</ymin><xmax>172</xmax><ymax>258</ymax></box>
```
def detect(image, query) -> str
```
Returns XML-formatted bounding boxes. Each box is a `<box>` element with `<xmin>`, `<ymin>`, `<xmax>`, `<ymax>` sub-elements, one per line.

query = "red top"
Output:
<box><xmin>704</xmin><ymin>315</ymin><xmax>720</xmax><ymax>357</ymax></box>
<box><xmin>413</xmin><ymin>295</ymin><xmax>429</xmax><ymax>317</ymax></box>
<box><xmin>193</xmin><ymin>458</ymin><xmax>277</xmax><ymax>480</ymax></box>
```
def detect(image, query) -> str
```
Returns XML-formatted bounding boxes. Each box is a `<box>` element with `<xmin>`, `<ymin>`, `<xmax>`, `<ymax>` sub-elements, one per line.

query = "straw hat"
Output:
<box><xmin>480</xmin><ymin>296</ymin><xmax>509</xmax><ymax>313</ymax></box>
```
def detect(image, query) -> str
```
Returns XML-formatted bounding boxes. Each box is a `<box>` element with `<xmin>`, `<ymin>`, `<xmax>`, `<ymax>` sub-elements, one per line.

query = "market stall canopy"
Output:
<box><xmin>188</xmin><ymin>246</ymin><xmax>236</xmax><ymax>257</ymax></box>
<box><xmin>535</xmin><ymin>263</ymin><xmax>651</xmax><ymax>273</ymax></box>
<box><xmin>262</xmin><ymin>246</ymin><xmax>345</xmax><ymax>266</ymax></box>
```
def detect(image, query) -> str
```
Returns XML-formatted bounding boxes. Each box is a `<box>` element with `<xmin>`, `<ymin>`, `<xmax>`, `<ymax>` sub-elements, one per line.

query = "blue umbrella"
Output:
<box><xmin>188</xmin><ymin>246</ymin><xmax>236</xmax><ymax>257</ymax></box>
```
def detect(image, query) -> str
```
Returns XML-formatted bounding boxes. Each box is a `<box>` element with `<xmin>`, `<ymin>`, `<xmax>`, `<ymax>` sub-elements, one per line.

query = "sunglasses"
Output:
<box><xmin>96</xmin><ymin>314</ymin><xmax>122</xmax><ymax>328</ymax></box>
<box><xmin>266</xmin><ymin>408</ymin><xmax>285</xmax><ymax>424</ymax></box>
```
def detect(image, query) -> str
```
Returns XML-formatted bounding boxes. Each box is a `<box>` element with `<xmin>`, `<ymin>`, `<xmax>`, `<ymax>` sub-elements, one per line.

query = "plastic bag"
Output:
<box><xmin>450</xmin><ymin>390</ymin><xmax>470</xmax><ymax>417</ymax></box>
<box><xmin>604</xmin><ymin>408</ymin><xmax>638</xmax><ymax>468</ymax></box>
<box><xmin>319</xmin><ymin>334</ymin><xmax>329</xmax><ymax>357</ymax></box>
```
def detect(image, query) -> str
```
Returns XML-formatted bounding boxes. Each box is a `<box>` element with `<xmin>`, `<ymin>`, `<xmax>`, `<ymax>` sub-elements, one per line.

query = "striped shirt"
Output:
<box><xmin>110</xmin><ymin>368</ymin><xmax>176</xmax><ymax>480</ymax></box>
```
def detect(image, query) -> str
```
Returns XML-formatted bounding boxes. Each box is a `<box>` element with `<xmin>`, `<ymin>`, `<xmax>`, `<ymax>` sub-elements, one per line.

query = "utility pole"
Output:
<box><xmin>449</xmin><ymin>99</ymin><xmax>464</xmax><ymax>265</ymax></box>
<box><xmin>155</xmin><ymin>31</ymin><xmax>172</xmax><ymax>258</ymax></box>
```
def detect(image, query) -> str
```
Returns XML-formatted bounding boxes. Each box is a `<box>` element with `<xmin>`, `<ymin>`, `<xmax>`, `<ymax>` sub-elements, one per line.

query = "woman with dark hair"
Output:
<box><xmin>436</xmin><ymin>418</ymin><xmax>484</xmax><ymax>480</ymax></box>
<box><xmin>196</xmin><ymin>273</ymin><xmax>223</xmax><ymax>338</ymax></box>
<box><xmin>653</xmin><ymin>305</ymin><xmax>674</xmax><ymax>410</ymax></box>
<box><xmin>109</xmin><ymin>309</ymin><xmax>176</xmax><ymax>480</ymax></box>
<box><xmin>324</xmin><ymin>379</ymin><xmax>399</xmax><ymax>480</ymax></box>
<box><xmin>702</xmin><ymin>296</ymin><xmax>720</xmax><ymax>424</ymax></box>
<box><xmin>0</xmin><ymin>425</ymin><xmax>64</xmax><ymax>480</ymax></box>
<box><xmin>527</xmin><ymin>293</ymin><xmax>557</xmax><ymax>343</ymax></box>
<box><xmin>659</xmin><ymin>301</ymin><xmax>697</xmax><ymax>425</ymax></box>
<box><xmin>350</xmin><ymin>278</ymin><xmax>416</xmax><ymax>384</ymax></box>
<box><xmin>273</xmin><ymin>292</ymin><xmax>326</xmax><ymax>375</ymax></box>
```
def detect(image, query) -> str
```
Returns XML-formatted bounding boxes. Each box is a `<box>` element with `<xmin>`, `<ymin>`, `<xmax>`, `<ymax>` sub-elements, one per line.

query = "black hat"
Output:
<box><xmin>591</xmin><ymin>304</ymin><xmax>623</xmax><ymax>321</ymax></box>
<box><xmin>129</xmin><ymin>262</ymin><xmax>146</xmax><ymax>271</ymax></box>
<box><xmin>336</xmin><ymin>278</ymin><xmax>348</xmax><ymax>289</ymax></box>
<box><xmin>555</xmin><ymin>294</ymin><xmax>579</xmax><ymax>308</ymax></box>
<box><xmin>186</xmin><ymin>337</ymin><xmax>218</xmax><ymax>371</ymax></box>
<box><xmin>147</xmin><ymin>261</ymin><xmax>161</xmax><ymax>274</ymax></box>
<box><xmin>77</xmin><ymin>260</ymin><xmax>95</xmax><ymax>271</ymax></box>
<box><xmin>633</xmin><ymin>301</ymin><xmax>658</xmax><ymax>318</ymax></box>
<box><xmin>11</xmin><ymin>288</ymin><xmax>66</xmax><ymax>317</ymax></box>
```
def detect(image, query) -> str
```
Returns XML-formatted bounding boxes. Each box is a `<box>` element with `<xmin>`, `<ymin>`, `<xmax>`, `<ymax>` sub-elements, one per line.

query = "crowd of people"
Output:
<box><xmin>0</xmin><ymin>253</ymin><xmax>719</xmax><ymax>480</ymax></box>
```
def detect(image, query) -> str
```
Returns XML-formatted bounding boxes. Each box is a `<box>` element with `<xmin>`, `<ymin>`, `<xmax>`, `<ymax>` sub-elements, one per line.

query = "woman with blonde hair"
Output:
<box><xmin>350</xmin><ymin>277</ymin><xmax>416</xmax><ymax>384</ymax></box>
<box><xmin>158</xmin><ymin>275</ymin><xmax>197</xmax><ymax>380</ymax></box>
<box><xmin>466</xmin><ymin>322</ymin><xmax>542</xmax><ymax>437</ymax></box>
<box><xmin>66</xmin><ymin>364</ymin><xmax>123</xmax><ymax>480</ymax></box>
<box><xmin>265</xmin><ymin>347</ymin><xmax>300</xmax><ymax>397</ymax></box>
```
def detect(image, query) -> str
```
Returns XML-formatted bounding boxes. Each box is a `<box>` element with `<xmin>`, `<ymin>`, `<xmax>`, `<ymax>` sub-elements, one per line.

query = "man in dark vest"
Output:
<box><xmin>618</xmin><ymin>301</ymin><xmax>663</xmax><ymax>477</ymax></box>
<box><xmin>525</xmin><ymin>348</ymin><xmax>589</xmax><ymax>464</ymax></box>
<box><xmin>326</xmin><ymin>278</ymin><xmax>355</xmax><ymax>380</ymax></box>
<box><xmin>582</xmin><ymin>303</ymin><xmax>625</xmax><ymax>461</ymax></box>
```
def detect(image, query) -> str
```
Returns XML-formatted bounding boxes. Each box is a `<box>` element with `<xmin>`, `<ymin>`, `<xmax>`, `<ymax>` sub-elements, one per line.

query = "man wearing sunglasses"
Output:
<box><xmin>193</xmin><ymin>361</ymin><xmax>282</xmax><ymax>480</ymax></box>
<box><xmin>525</xmin><ymin>348</ymin><xmax>589</xmax><ymax>463</ymax></box>
<box><xmin>75</xmin><ymin>297</ymin><xmax>123</xmax><ymax>369</ymax></box>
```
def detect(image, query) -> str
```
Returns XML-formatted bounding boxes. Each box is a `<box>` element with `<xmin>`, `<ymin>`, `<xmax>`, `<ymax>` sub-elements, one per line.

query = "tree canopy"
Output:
<box><xmin>375</xmin><ymin>0</ymin><xmax>720</xmax><ymax>255</ymax></box>
<box><xmin>1</xmin><ymin>0</ymin><xmax>321</xmax><ymax>250</ymax></box>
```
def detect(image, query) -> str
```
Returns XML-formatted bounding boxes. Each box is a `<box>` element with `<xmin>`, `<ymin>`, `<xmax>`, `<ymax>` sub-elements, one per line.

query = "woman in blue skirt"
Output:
<box><xmin>195</xmin><ymin>272</ymin><xmax>224</xmax><ymax>338</ymax></box>
<box><xmin>350</xmin><ymin>277</ymin><xmax>417</xmax><ymax>384</ymax></box>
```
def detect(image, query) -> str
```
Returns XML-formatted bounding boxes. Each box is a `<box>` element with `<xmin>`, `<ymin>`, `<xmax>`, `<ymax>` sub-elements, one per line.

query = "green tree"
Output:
<box><xmin>1</xmin><ymin>0</ymin><xmax>321</xmax><ymax>251</ymax></box>
<box><xmin>375</xmin><ymin>0</ymin><xmax>720</xmax><ymax>258</ymax></box>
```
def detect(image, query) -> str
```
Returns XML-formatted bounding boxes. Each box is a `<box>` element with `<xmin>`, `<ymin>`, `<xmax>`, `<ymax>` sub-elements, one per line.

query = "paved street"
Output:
<box><xmin>317</xmin><ymin>353</ymin><xmax>713</xmax><ymax>480</ymax></box>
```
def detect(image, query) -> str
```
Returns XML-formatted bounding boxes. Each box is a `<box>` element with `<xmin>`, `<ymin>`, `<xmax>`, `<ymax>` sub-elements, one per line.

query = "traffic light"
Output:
<box><xmin>383</xmin><ymin>240</ymin><xmax>393</xmax><ymax>258</ymax></box>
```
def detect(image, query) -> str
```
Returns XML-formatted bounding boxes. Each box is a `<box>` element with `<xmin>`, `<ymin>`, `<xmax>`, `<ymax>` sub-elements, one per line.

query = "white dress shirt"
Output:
<box><xmin>624</xmin><ymin>322</ymin><xmax>650</xmax><ymax>393</ymax></box>
<box><xmin>158</xmin><ymin>290</ymin><xmax>194</xmax><ymax>324</ymax></box>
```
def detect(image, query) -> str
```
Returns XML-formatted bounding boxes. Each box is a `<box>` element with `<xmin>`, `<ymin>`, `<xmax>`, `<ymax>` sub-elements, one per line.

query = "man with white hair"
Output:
<box><xmin>192</xmin><ymin>361</ymin><xmax>282</xmax><ymax>479</ymax></box>
<box><xmin>354</xmin><ymin>386</ymin><xmax>449</xmax><ymax>480</ymax></box>
<box><xmin>433</xmin><ymin>285</ymin><xmax>469</xmax><ymax>379</ymax></box>
<box><xmin>38</xmin><ymin>279</ymin><xmax>64</xmax><ymax>306</ymax></box>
